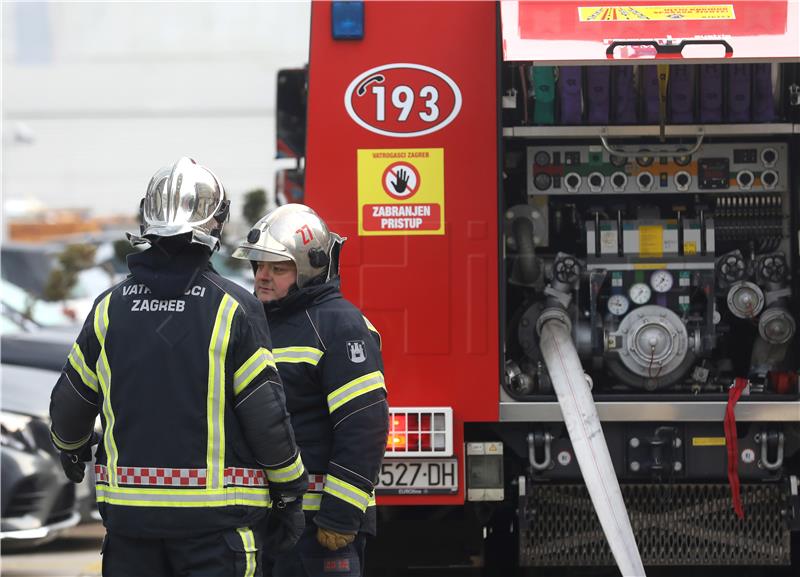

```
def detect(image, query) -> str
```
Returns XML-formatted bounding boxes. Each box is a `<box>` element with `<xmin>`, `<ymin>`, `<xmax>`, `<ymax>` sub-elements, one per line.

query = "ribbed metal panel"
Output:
<box><xmin>520</xmin><ymin>484</ymin><xmax>790</xmax><ymax>566</ymax></box>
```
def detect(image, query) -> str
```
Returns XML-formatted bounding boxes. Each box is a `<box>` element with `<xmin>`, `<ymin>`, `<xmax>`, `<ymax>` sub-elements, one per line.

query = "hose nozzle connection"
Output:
<box><xmin>536</xmin><ymin>307</ymin><xmax>572</xmax><ymax>337</ymax></box>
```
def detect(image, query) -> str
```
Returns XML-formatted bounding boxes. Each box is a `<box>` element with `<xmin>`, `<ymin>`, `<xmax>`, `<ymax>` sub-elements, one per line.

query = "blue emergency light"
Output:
<box><xmin>331</xmin><ymin>1</ymin><xmax>364</xmax><ymax>40</ymax></box>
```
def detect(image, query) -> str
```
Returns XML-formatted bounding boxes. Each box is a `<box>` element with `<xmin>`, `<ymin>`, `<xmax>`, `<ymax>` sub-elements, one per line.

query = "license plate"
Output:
<box><xmin>376</xmin><ymin>459</ymin><xmax>458</xmax><ymax>495</ymax></box>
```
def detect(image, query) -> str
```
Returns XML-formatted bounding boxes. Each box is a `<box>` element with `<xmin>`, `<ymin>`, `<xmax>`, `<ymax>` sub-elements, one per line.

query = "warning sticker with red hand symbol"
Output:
<box><xmin>358</xmin><ymin>148</ymin><xmax>444</xmax><ymax>236</ymax></box>
<box><xmin>382</xmin><ymin>162</ymin><xmax>420</xmax><ymax>200</ymax></box>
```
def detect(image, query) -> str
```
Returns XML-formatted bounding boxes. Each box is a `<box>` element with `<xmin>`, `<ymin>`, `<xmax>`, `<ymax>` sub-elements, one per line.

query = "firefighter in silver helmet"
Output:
<box><xmin>234</xmin><ymin>204</ymin><xmax>389</xmax><ymax>577</ymax></box>
<box><xmin>49</xmin><ymin>158</ymin><xmax>306</xmax><ymax>577</ymax></box>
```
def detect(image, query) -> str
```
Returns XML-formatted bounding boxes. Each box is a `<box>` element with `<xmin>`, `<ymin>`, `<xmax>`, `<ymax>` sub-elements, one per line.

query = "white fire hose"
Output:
<box><xmin>538</xmin><ymin>314</ymin><xmax>646</xmax><ymax>577</ymax></box>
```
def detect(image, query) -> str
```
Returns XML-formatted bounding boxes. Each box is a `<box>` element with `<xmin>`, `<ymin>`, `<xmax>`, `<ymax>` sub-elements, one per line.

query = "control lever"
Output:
<box><xmin>658</xmin><ymin>64</ymin><xmax>669</xmax><ymax>140</ymax></box>
<box><xmin>594</xmin><ymin>212</ymin><xmax>601</xmax><ymax>258</ymax></box>
<box><xmin>699</xmin><ymin>209</ymin><xmax>707</xmax><ymax>256</ymax></box>
<box><xmin>605</xmin><ymin>39</ymin><xmax>734</xmax><ymax>59</ymax></box>
<box><xmin>599</xmin><ymin>130</ymin><xmax>704</xmax><ymax>158</ymax></box>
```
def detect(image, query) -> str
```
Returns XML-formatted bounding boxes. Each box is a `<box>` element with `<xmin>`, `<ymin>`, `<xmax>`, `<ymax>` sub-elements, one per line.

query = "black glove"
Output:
<box><xmin>263</xmin><ymin>496</ymin><xmax>305</xmax><ymax>554</ymax></box>
<box><xmin>59</xmin><ymin>451</ymin><xmax>87</xmax><ymax>483</ymax></box>
<box><xmin>58</xmin><ymin>434</ymin><xmax>96</xmax><ymax>483</ymax></box>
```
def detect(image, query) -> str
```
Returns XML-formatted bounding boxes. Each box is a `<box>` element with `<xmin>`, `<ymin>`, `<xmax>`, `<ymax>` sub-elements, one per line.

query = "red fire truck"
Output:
<box><xmin>275</xmin><ymin>1</ymin><xmax>800</xmax><ymax>574</ymax></box>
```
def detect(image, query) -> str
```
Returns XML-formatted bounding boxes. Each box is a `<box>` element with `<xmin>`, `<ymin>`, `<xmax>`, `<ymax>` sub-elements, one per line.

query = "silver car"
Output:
<box><xmin>1</xmin><ymin>328</ymin><xmax>96</xmax><ymax>548</ymax></box>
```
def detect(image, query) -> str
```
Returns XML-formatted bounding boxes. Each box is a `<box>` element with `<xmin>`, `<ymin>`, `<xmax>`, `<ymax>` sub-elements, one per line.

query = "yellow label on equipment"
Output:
<box><xmin>579</xmin><ymin>5</ymin><xmax>736</xmax><ymax>22</ymax></box>
<box><xmin>692</xmin><ymin>437</ymin><xmax>726</xmax><ymax>447</ymax></box>
<box><xmin>357</xmin><ymin>148</ymin><xmax>445</xmax><ymax>236</ymax></box>
<box><xmin>683</xmin><ymin>241</ymin><xmax>697</xmax><ymax>255</ymax></box>
<box><xmin>639</xmin><ymin>225</ymin><xmax>664</xmax><ymax>258</ymax></box>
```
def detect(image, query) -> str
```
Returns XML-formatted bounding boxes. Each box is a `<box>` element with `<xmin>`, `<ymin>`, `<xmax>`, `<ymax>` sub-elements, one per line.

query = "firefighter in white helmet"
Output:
<box><xmin>49</xmin><ymin>158</ymin><xmax>307</xmax><ymax>577</ymax></box>
<box><xmin>234</xmin><ymin>204</ymin><xmax>389</xmax><ymax>577</ymax></box>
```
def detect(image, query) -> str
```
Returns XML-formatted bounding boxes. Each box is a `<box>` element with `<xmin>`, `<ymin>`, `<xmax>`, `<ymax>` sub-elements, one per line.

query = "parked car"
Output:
<box><xmin>2</xmin><ymin>238</ymin><xmax>129</xmax><ymax>323</ymax></box>
<box><xmin>1</xmin><ymin>278</ymin><xmax>78</xmax><ymax>332</ymax></box>
<box><xmin>1</xmin><ymin>327</ymin><xmax>98</xmax><ymax>548</ymax></box>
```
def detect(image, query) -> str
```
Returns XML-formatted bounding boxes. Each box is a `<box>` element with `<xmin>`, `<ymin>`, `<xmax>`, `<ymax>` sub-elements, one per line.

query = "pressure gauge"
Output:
<box><xmin>629</xmin><ymin>283</ymin><xmax>652</xmax><ymax>305</ymax></box>
<box><xmin>533</xmin><ymin>172</ymin><xmax>552</xmax><ymax>191</ymax></box>
<box><xmin>534</xmin><ymin>151</ymin><xmax>551</xmax><ymax>166</ymax></box>
<box><xmin>650</xmin><ymin>270</ymin><xmax>673</xmax><ymax>293</ymax></box>
<box><xmin>607</xmin><ymin>294</ymin><xmax>630</xmax><ymax>316</ymax></box>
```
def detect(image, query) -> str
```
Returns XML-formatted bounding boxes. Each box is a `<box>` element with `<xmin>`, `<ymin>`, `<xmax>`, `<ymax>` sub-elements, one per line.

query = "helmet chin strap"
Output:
<box><xmin>325</xmin><ymin>235</ymin><xmax>346</xmax><ymax>282</ymax></box>
<box><xmin>213</xmin><ymin>199</ymin><xmax>231</xmax><ymax>224</ymax></box>
<box><xmin>308</xmin><ymin>248</ymin><xmax>329</xmax><ymax>268</ymax></box>
<box><xmin>138</xmin><ymin>198</ymin><xmax>147</xmax><ymax>235</ymax></box>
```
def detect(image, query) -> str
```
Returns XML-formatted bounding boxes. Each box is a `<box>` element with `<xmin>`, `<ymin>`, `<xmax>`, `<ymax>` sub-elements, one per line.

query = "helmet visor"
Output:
<box><xmin>232</xmin><ymin>246</ymin><xmax>294</xmax><ymax>263</ymax></box>
<box><xmin>232</xmin><ymin>225</ymin><xmax>296</xmax><ymax>262</ymax></box>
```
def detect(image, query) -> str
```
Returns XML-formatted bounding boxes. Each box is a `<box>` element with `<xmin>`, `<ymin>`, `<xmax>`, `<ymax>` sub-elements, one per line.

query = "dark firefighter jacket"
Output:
<box><xmin>264</xmin><ymin>278</ymin><xmax>389</xmax><ymax>535</ymax></box>
<box><xmin>49</xmin><ymin>243</ymin><xmax>307</xmax><ymax>539</ymax></box>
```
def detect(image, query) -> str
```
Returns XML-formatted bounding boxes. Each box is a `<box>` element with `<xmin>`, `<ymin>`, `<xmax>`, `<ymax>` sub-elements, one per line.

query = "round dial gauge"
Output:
<box><xmin>533</xmin><ymin>172</ymin><xmax>552</xmax><ymax>191</ymax></box>
<box><xmin>629</xmin><ymin>283</ymin><xmax>652</xmax><ymax>305</ymax></box>
<box><xmin>534</xmin><ymin>151</ymin><xmax>551</xmax><ymax>166</ymax></box>
<box><xmin>650</xmin><ymin>270</ymin><xmax>673</xmax><ymax>293</ymax></box>
<box><xmin>607</xmin><ymin>294</ymin><xmax>630</xmax><ymax>316</ymax></box>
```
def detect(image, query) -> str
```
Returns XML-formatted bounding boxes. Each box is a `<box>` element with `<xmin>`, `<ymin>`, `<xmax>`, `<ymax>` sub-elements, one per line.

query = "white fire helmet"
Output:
<box><xmin>233</xmin><ymin>204</ymin><xmax>345</xmax><ymax>288</ymax></box>
<box><xmin>130</xmin><ymin>157</ymin><xmax>229</xmax><ymax>250</ymax></box>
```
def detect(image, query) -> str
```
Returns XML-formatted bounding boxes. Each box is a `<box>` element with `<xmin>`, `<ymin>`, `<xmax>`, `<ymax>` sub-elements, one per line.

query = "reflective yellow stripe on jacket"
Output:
<box><xmin>298</xmin><ymin>491</ymin><xmax>376</xmax><ymax>512</ymax></box>
<box><xmin>94</xmin><ymin>295</ymin><xmax>120</xmax><ymax>486</ymax></box>
<box><xmin>327</xmin><ymin>371</ymin><xmax>386</xmax><ymax>413</ymax></box>
<box><xmin>362</xmin><ymin>315</ymin><xmax>382</xmax><ymax>350</ymax></box>
<box><xmin>273</xmin><ymin>346</ymin><xmax>323</xmax><ymax>366</ymax></box>
<box><xmin>236</xmin><ymin>527</ymin><xmax>257</xmax><ymax>577</ymax></box>
<box><xmin>207</xmin><ymin>294</ymin><xmax>239</xmax><ymax>490</ymax></box>
<box><xmin>51</xmin><ymin>430</ymin><xmax>93</xmax><ymax>452</ymax></box>
<box><xmin>266</xmin><ymin>452</ymin><xmax>305</xmax><ymax>484</ymax></box>
<box><xmin>68</xmin><ymin>343</ymin><xmax>98</xmax><ymax>392</ymax></box>
<box><xmin>95</xmin><ymin>485</ymin><xmax>269</xmax><ymax>508</ymax></box>
<box><xmin>265</xmin><ymin>492</ymin><xmax>375</xmax><ymax>512</ymax></box>
<box><xmin>234</xmin><ymin>347</ymin><xmax>276</xmax><ymax>395</ymax></box>
<box><xmin>323</xmin><ymin>474</ymin><xmax>372</xmax><ymax>513</ymax></box>
<box><xmin>259</xmin><ymin>474</ymin><xmax>377</xmax><ymax>511</ymax></box>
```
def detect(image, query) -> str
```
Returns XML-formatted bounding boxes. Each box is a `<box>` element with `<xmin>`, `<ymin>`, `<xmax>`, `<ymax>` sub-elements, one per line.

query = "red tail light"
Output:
<box><xmin>386</xmin><ymin>414</ymin><xmax>407</xmax><ymax>450</ymax></box>
<box><xmin>384</xmin><ymin>408</ymin><xmax>454</xmax><ymax>457</ymax></box>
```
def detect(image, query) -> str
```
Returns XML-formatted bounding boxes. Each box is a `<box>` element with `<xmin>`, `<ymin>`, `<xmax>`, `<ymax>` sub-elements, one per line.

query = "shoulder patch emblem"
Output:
<box><xmin>346</xmin><ymin>340</ymin><xmax>367</xmax><ymax>363</ymax></box>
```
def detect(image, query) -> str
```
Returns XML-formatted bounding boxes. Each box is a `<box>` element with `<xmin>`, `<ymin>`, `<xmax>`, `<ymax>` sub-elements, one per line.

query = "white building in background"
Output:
<box><xmin>2</xmin><ymin>1</ymin><xmax>310</xmax><ymax>224</ymax></box>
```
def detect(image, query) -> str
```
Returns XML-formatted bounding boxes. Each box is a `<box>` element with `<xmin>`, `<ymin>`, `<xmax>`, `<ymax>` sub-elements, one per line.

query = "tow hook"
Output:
<box><xmin>755</xmin><ymin>429</ymin><xmax>784</xmax><ymax>471</ymax></box>
<box><xmin>527</xmin><ymin>431</ymin><xmax>553</xmax><ymax>471</ymax></box>
<box><xmin>638</xmin><ymin>426</ymin><xmax>681</xmax><ymax>476</ymax></box>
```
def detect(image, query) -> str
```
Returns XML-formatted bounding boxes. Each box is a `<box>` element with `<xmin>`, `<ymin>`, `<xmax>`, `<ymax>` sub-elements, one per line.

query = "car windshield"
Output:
<box><xmin>1</xmin><ymin>279</ymin><xmax>78</xmax><ymax>329</ymax></box>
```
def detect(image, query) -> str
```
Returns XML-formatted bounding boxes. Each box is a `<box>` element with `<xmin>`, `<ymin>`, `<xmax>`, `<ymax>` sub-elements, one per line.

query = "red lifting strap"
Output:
<box><xmin>725</xmin><ymin>377</ymin><xmax>749</xmax><ymax>520</ymax></box>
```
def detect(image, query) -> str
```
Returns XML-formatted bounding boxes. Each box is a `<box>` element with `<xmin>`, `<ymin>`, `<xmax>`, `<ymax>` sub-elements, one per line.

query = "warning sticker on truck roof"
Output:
<box><xmin>578</xmin><ymin>5</ymin><xmax>735</xmax><ymax>22</ymax></box>
<box><xmin>502</xmin><ymin>1</ymin><xmax>799</xmax><ymax>63</ymax></box>
<box><xmin>357</xmin><ymin>148</ymin><xmax>445</xmax><ymax>236</ymax></box>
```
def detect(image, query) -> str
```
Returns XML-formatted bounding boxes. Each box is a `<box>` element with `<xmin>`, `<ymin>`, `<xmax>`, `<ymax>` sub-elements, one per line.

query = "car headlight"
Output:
<box><xmin>1</xmin><ymin>411</ymin><xmax>36</xmax><ymax>452</ymax></box>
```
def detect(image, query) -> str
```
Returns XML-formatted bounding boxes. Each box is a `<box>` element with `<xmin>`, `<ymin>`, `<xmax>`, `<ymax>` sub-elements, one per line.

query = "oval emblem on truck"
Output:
<box><xmin>344</xmin><ymin>63</ymin><xmax>462</xmax><ymax>138</ymax></box>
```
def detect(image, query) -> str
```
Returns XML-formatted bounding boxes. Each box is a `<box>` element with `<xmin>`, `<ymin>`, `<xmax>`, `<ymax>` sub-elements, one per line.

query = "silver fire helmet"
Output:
<box><xmin>233</xmin><ymin>204</ymin><xmax>345</xmax><ymax>288</ymax></box>
<box><xmin>130</xmin><ymin>157</ymin><xmax>229</xmax><ymax>250</ymax></box>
